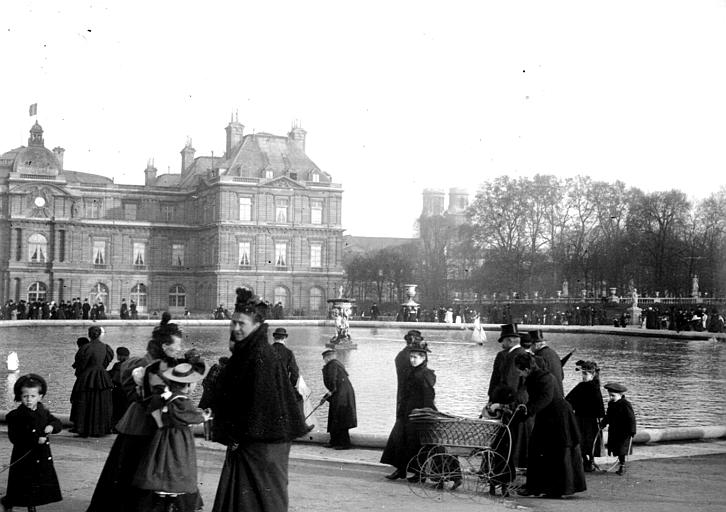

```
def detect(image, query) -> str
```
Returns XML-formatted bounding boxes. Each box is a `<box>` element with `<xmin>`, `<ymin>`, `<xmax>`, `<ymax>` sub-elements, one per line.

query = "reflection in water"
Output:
<box><xmin>6</xmin><ymin>370</ymin><xmax>18</xmax><ymax>407</ymax></box>
<box><xmin>0</xmin><ymin>325</ymin><xmax>724</xmax><ymax>435</ymax></box>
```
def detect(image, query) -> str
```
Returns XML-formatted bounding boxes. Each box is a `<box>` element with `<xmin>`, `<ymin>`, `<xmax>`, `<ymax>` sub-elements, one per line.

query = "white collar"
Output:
<box><xmin>508</xmin><ymin>344</ymin><xmax>521</xmax><ymax>353</ymax></box>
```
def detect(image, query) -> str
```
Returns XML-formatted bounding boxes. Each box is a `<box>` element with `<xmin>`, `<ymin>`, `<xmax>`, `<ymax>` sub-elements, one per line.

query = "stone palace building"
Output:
<box><xmin>0</xmin><ymin>117</ymin><xmax>345</xmax><ymax>316</ymax></box>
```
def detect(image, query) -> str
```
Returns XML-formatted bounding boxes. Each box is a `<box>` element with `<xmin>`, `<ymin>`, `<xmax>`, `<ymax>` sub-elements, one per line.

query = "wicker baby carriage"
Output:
<box><xmin>406</xmin><ymin>407</ymin><xmax>524</xmax><ymax>498</ymax></box>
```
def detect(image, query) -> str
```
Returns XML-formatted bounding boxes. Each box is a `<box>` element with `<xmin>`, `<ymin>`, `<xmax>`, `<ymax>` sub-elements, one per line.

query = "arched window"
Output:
<box><xmin>27</xmin><ymin>281</ymin><xmax>47</xmax><ymax>302</ymax></box>
<box><xmin>169</xmin><ymin>285</ymin><xmax>186</xmax><ymax>307</ymax></box>
<box><xmin>89</xmin><ymin>282</ymin><xmax>109</xmax><ymax>306</ymax></box>
<box><xmin>273</xmin><ymin>286</ymin><xmax>289</xmax><ymax>309</ymax></box>
<box><xmin>309</xmin><ymin>287</ymin><xmax>324</xmax><ymax>313</ymax></box>
<box><xmin>131</xmin><ymin>283</ymin><xmax>148</xmax><ymax>308</ymax></box>
<box><xmin>28</xmin><ymin>233</ymin><xmax>47</xmax><ymax>263</ymax></box>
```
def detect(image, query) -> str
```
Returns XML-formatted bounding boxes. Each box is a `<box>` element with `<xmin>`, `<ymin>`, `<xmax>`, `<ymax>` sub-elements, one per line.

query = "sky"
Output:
<box><xmin>1</xmin><ymin>1</ymin><xmax>725</xmax><ymax>238</ymax></box>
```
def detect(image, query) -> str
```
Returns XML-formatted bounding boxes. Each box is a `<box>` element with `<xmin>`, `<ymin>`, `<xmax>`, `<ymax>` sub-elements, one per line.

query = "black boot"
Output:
<box><xmin>385</xmin><ymin>468</ymin><xmax>405</xmax><ymax>480</ymax></box>
<box><xmin>616</xmin><ymin>463</ymin><xmax>626</xmax><ymax>475</ymax></box>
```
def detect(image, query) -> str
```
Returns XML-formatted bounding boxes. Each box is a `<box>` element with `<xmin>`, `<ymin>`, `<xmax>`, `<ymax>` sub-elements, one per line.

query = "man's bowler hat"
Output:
<box><xmin>272</xmin><ymin>327</ymin><xmax>288</xmax><ymax>339</ymax></box>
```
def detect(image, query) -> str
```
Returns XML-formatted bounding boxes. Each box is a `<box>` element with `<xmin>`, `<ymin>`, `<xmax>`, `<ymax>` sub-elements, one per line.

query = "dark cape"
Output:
<box><xmin>380</xmin><ymin>363</ymin><xmax>436</xmax><ymax>471</ymax></box>
<box><xmin>524</xmin><ymin>368</ymin><xmax>586</xmax><ymax>497</ymax></box>
<box><xmin>534</xmin><ymin>344</ymin><xmax>564</xmax><ymax>397</ymax></box>
<box><xmin>566</xmin><ymin>380</ymin><xmax>605</xmax><ymax>458</ymax></box>
<box><xmin>213</xmin><ymin>323</ymin><xmax>308</xmax><ymax>445</ymax></box>
<box><xmin>602</xmin><ymin>397</ymin><xmax>637</xmax><ymax>456</ymax></box>
<box><xmin>322</xmin><ymin>358</ymin><xmax>357</xmax><ymax>433</ymax></box>
<box><xmin>71</xmin><ymin>338</ymin><xmax>114</xmax><ymax>436</ymax></box>
<box><xmin>394</xmin><ymin>346</ymin><xmax>410</xmax><ymax>416</ymax></box>
<box><xmin>1</xmin><ymin>403</ymin><xmax>63</xmax><ymax>508</ymax></box>
<box><xmin>211</xmin><ymin>323</ymin><xmax>307</xmax><ymax>512</ymax></box>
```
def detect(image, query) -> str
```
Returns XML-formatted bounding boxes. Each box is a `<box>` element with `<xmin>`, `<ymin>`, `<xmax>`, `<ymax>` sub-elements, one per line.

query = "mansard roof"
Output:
<box><xmin>222</xmin><ymin>133</ymin><xmax>328</xmax><ymax>182</ymax></box>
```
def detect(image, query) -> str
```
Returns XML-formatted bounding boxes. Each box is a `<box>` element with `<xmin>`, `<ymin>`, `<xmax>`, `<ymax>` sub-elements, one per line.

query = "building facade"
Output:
<box><xmin>0</xmin><ymin>117</ymin><xmax>345</xmax><ymax>316</ymax></box>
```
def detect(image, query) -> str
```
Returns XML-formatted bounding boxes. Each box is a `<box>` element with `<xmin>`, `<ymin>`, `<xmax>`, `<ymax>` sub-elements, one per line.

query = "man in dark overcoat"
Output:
<box><xmin>271</xmin><ymin>327</ymin><xmax>313</xmax><ymax>431</ymax></box>
<box><xmin>487</xmin><ymin>324</ymin><xmax>531</xmax><ymax>468</ymax></box>
<box><xmin>321</xmin><ymin>348</ymin><xmax>357</xmax><ymax>449</ymax></box>
<box><xmin>531</xmin><ymin>329</ymin><xmax>564</xmax><ymax>397</ymax></box>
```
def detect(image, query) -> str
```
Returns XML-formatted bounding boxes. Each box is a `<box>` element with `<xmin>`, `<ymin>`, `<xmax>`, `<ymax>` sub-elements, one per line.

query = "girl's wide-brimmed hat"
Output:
<box><xmin>162</xmin><ymin>362</ymin><xmax>208</xmax><ymax>384</ymax></box>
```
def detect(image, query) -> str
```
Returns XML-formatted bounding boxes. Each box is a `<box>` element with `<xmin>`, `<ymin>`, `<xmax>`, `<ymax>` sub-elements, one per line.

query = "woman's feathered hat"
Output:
<box><xmin>234</xmin><ymin>287</ymin><xmax>268</xmax><ymax>318</ymax></box>
<box><xmin>575</xmin><ymin>359</ymin><xmax>599</xmax><ymax>372</ymax></box>
<box><xmin>404</xmin><ymin>329</ymin><xmax>423</xmax><ymax>343</ymax></box>
<box><xmin>409</xmin><ymin>339</ymin><xmax>431</xmax><ymax>354</ymax></box>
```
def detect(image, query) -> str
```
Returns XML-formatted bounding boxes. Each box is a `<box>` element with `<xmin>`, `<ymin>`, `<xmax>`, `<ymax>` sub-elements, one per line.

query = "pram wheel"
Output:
<box><xmin>408</xmin><ymin>451</ymin><xmax>462</xmax><ymax>497</ymax></box>
<box><xmin>468</xmin><ymin>448</ymin><xmax>512</xmax><ymax>495</ymax></box>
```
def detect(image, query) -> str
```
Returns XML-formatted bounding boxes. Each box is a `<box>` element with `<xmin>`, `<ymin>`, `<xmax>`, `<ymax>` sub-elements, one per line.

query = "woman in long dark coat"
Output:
<box><xmin>321</xmin><ymin>348</ymin><xmax>357</xmax><ymax>449</ymax></box>
<box><xmin>71</xmin><ymin>325</ymin><xmax>114</xmax><ymax>437</ymax></box>
<box><xmin>210</xmin><ymin>287</ymin><xmax>308</xmax><ymax>512</ymax></box>
<box><xmin>514</xmin><ymin>353</ymin><xmax>586</xmax><ymax>498</ymax></box>
<box><xmin>381</xmin><ymin>340</ymin><xmax>436</xmax><ymax>480</ymax></box>
<box><xmin>566</xmin><ymin>360</ymin><xmax>605</xmax><ymax>471</ymax></box>
<box><xmin>86</xmin><ymin>315</ymin><xmax>186</xmax><ymax>512</ymax></box>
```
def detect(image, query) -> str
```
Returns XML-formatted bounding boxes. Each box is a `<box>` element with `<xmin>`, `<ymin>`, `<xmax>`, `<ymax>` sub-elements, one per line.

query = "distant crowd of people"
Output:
<box><xmin>372</xmin><ymin>302</ymin><xmax>726</xmax><ymax>333</ymax></box>
<box><xmin>0</xmin><ymin>298</ymin><xmax>131</xmax><ymax>320</ymax></box>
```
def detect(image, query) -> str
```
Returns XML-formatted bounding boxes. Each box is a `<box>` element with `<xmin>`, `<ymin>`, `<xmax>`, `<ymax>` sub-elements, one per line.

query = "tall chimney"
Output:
<box><xmin>225</xmin><ymin>113</ymin><xmax>245</xmax><ymax>158</ymax></box>
<box><xmin>144</xmin><ymin>159</ymin><xmax>157</xmax><ymax>186</ymax></box>
<box><xmin>181</xmin><ymin>139</ymin><xmax>195</xmax><ymax>174</ymax></box>
<box><xmin>288</xmin><ymin>121</ymin><xmax>307</xmax><ymax>152</ymax></box>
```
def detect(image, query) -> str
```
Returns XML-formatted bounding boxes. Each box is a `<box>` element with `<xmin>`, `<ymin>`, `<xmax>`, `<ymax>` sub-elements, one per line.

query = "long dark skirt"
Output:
<box><xmin>74</xmin><ymin>387</ymin><xmax>113</xmax><ymax>437</ymax></box>
<box><xmin>380</xmin><ymin>419</ymin><xmax>421</xmax><ymax>473</ymax></box>
<box><xmin>86</xmin><ymin>433</ymin><xmax>152</xmax><ymax>512</ymax></box>
<box><xmin>87</xmin><ymin>433</ymin><xmax>202</xmax><ymax>512</ymax></box>
<box><xmin>509</xmin><ymin>415</ymin><xmax>533</xmax><ymax>469</ymax></box>
<box><xmin>212</xmin><ymin>442</ymin><xmax>291</xmax><ymax>512</ymax></box>
<box><xmin>576</xmin><ymin>416</ymin><xmax>602</xmax><ymax>459</ymax></box>
<box><xmin>527</xmin><ymin>443</ymin><xmax>587</xmax><ymax>497</ymax></box>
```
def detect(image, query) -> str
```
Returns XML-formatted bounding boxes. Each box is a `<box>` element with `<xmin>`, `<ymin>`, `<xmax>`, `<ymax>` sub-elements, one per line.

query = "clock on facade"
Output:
<box><xmin>34</xmin><ymin>196</ymin><xmax>46</xmax><ymax>208</ymax></box>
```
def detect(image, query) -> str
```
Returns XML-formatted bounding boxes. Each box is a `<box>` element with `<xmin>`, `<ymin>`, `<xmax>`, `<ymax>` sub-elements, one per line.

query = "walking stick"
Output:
<box><xmin>305</xmin><ymin>397</ymin><xmax>328</xmax><ymax>420</ymax></box>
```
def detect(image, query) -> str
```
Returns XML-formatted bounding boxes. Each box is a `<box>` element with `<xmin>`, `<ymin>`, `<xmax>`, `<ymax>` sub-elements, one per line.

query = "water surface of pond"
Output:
<box><xmin>1</xmin><ymin>325</ymin><xmax>724</xmax><ymax>435</ymax></box>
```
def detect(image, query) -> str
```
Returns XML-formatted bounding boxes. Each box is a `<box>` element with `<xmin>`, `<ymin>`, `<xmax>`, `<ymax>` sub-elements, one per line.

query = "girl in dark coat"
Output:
<box><xmin>210</xmin><ymin>287</ymin><xmax>308</xmax><ymax>512</ymax></box>
<box><xmin>321</xmin><ymin>348</ymin><xmax>357</xmax><ymax>449</ymax></box>
<box><xmin>566</xmin><ymin>360</ymin><xmax>605</xmax><ymax>472</ymax></box>
<box><xmin>71</xmin><ymin>325</ymin><xmax>114</xmax><ymax>437</ymax></box>
<box><xmin>601</xmin><ymin>382</ymin><xmax>637</xmax><ymax>475</ymax></box>
<box><xmin>514</xmin><ymin>353</ymin><xmax>586</xmax><ymax>498</ymax></box>
<box><xmin>381</xmin><ymin>339</ymin><xmax>436</xmax><ymax>481</ymax></box>
<box><xmin>1</xmin><ymin>374</ymin><xmax>63</xmax><ymax>512</ymax></box>
<box><xmin>132</xmin><ymin>362</ymin><xmax>211</xmax><ymax>509</ymax></box>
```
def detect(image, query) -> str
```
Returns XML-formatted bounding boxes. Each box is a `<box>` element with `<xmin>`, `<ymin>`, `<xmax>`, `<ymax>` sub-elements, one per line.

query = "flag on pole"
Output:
<box><xmin>29</xmin><ymin>103</ymin><xmax>37</xmax><ymax>116</ymax></box>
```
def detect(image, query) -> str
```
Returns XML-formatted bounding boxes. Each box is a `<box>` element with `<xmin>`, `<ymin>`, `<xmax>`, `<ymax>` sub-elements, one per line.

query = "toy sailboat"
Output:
<box><xmin>7</xmin><ymin>351</ymin><xmax>19</xmax><ymax>372</ymax></box>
